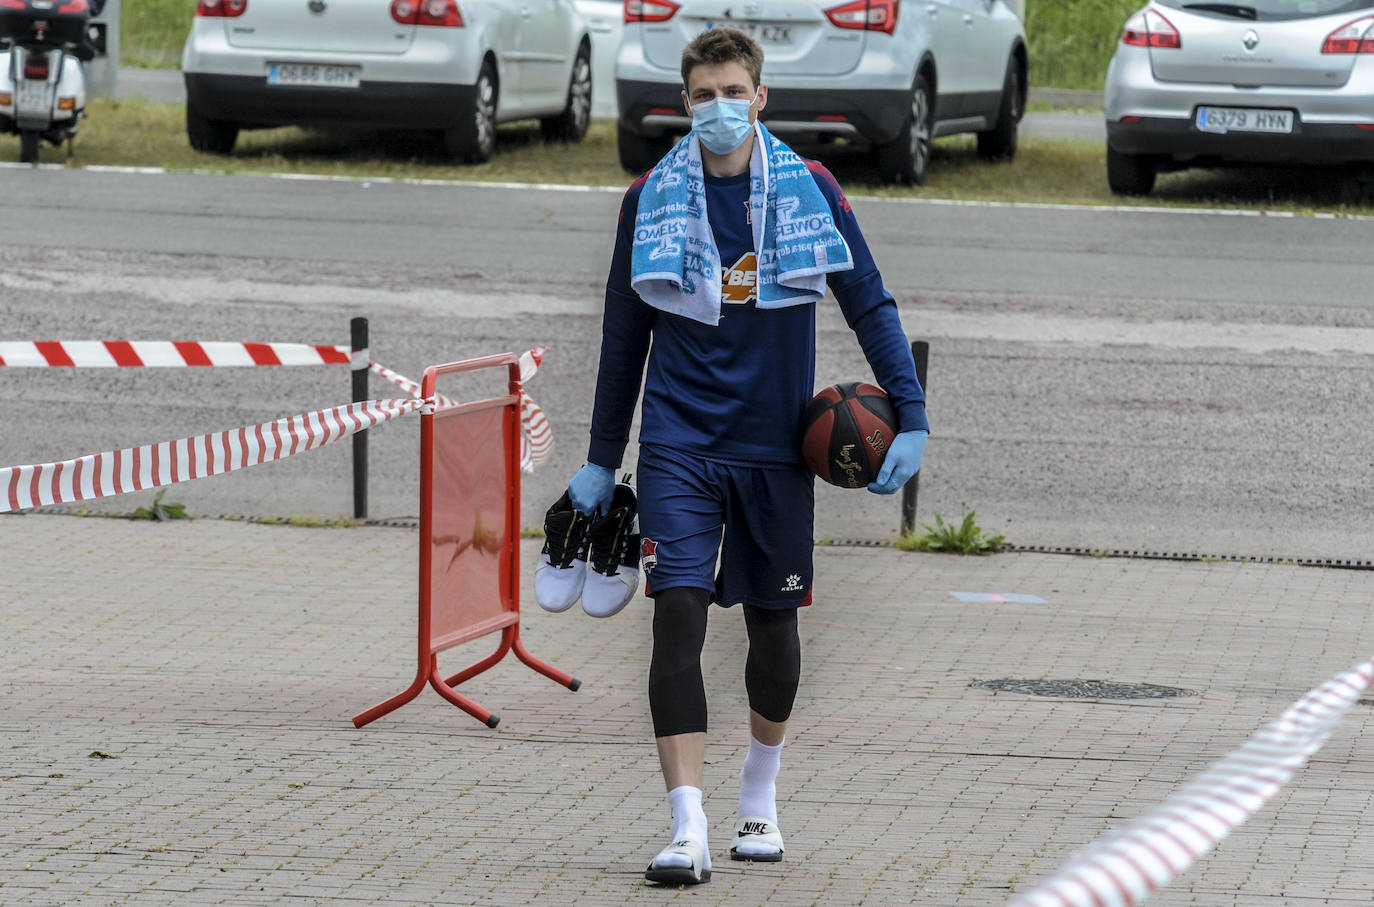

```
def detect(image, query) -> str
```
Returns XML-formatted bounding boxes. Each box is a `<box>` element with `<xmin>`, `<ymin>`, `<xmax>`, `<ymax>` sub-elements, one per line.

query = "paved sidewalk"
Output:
<box><xmin>1</xmin><ymin>515</ymin><xmax>1373</xmax><ymax>905</ymax></box>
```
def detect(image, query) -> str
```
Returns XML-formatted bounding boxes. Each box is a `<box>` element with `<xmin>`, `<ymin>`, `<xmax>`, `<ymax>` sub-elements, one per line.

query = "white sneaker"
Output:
<box><xmin>581</xmin><ymin>483</ymin><xmax>640</xmax><ymax>618</ymax></box>
<box><xmin>534</xmin><ymin>490</ymin><xmax>591</xmax><ymax>613</ymax></box>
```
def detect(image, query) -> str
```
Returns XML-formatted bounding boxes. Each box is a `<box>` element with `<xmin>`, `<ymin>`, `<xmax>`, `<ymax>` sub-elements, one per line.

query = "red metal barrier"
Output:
<box><xmin>353</xmin><ymin>354</ymin><xmax>579</xmax><ymax>729</ymax></box>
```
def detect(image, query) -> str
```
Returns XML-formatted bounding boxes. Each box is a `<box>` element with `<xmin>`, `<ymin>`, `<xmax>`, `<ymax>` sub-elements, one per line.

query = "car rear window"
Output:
<box><xmin>1157</xmin><ymin>0</ymin><xmax>1374</xmax><ymax>20</ymax></box>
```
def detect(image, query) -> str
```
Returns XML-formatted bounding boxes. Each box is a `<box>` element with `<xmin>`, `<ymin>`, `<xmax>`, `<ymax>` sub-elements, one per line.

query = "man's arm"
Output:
<box><xmin>806</xmin><ymin>162</ymin><xmax>929</xmax><ymax>436</ymax></box>
<box><xmin>586</xmin><ymin>192</ymin><xmax>656</xmax><ymax>470</ymax></box>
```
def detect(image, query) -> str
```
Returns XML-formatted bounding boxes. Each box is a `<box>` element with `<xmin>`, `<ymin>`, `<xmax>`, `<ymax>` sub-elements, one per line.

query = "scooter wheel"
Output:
<box><xmin>19</xmin><ymin>131</ymin><xmax>40</xmax><ymax>164</ymax></box>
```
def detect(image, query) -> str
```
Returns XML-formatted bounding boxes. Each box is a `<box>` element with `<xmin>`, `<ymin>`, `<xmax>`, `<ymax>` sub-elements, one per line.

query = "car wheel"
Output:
<box><xmin>19</xmin><ymin>130</ymin><xmax>39</xmax><ymax>164</ymax></box>
<box><xmin>617</xmin><ymin>126</ymin><xmax>673</xmax><ymax>174</ymax></box>
<box><xmin>977</xmin><ymin>59</ymin><xmax>1021</xmax><ymax>161</ymax></box>
<box><xmin>186</xmin><ymin>102</ymin><xmax>239</xmax><ymax>155</ymax></box>
<box><xmin>1106</xmin><ymin>144</ymin><xmax>1157</xmax><ymax>196</ymax></box>
<box><xmin>444</xmin><ymin>60</ymin><xmax>498</xmax><ymax>164</ymax></box>
<box><xmin>541</xmin><ymin>42</ymin><xmax>591</xmax><ymax>143</ymax></box>
<box><xmin>873</xmin><ymin>73</ymin><xmax>931</xmax><ymax>185</ymax></box>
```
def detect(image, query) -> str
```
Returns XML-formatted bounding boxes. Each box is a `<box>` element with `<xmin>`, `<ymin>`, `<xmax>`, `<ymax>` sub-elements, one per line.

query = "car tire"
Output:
<box><xmin>617</xmin><ymin>126</ymin><xmax>673</xmax><ymax>174</ymax></box>
<box><xmin>873</xmin><ymin>73</ymin><xmax>931</xmax><ymax>185</ymax></box>
<box><xmin>444</xmin><ymin>60</ymin><xmax>498</xmax><ymax>164</ymax></box>
<box><xmin>977</xmin><ymin>59</ymin><xmax>1021</xmax><ymax>161</ymax></box>
<box><xmin>541</xmin><ymin>42</ymin><xmax>591</xmax><ymax>143</ymax></box>
<box><xmin>19</xmin><ymin>130</ymin><xmax>39</xmax><ymax>164</ymax></box>
<box><xmin>186</xmin><ymin>102</ymin><xmax>239</xmax><ymax>155</ymax></box>
<box><xmin>1106</xmin><ymin>145</ymin><xmax>1157</xmax><ymax>196</ymax></box>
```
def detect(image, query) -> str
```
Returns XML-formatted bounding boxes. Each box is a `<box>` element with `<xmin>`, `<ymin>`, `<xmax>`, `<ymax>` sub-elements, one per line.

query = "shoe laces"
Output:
<box><xmin>542</xmin><ymin>508</ymin><xmax>590</xmax><ymax>569</ymax></box>
<box><xmin>589</xmin><ymin>506</ymin><xmax>638</xmax><ymax>575</ymax></box>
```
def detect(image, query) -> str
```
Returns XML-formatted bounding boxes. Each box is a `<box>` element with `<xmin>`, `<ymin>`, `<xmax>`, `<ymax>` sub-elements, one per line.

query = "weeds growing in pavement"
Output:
<box><xmin>128</xmin><ymin>490</ymin><xmax>190</xmax><ymax>522</ymax></box>
<box><xmin>898</xmin><ymin>511</ymin><xmax>1005</xmax><ymax>555</ymax></box>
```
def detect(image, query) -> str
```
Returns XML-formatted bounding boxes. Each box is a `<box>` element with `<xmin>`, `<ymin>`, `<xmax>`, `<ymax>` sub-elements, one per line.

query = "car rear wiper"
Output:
<box><xmin>1181</xmin><ymin>3</ymin><xmax>1258</xmax><ymax>18</ymax></box>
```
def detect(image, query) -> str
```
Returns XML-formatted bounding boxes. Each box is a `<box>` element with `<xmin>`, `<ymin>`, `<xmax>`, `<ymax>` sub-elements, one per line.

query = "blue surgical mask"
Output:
<box><xmin>690</xmin><ymin>89</ymin><xmax>758</xmax><ymax>154</ymax></box>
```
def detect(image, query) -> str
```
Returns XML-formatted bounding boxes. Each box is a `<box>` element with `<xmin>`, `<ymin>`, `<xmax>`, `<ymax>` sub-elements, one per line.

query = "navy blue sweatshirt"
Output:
<box><xmin>588</xmin><ymin>158</ymin><xmax>927</xmax><ymax>469</ymax></box>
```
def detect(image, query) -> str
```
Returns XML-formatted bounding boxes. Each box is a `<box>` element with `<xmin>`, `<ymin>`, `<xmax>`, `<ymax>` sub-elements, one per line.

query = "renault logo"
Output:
<box><xmin>1243</xmin><ymin>29</ymin><xmax>1259</xmax><ymax>51</ymax></box>
<box><xmin>308</xmin><ymin>0</ymin><xmax>326</xmax><ymax>12</ymax></box>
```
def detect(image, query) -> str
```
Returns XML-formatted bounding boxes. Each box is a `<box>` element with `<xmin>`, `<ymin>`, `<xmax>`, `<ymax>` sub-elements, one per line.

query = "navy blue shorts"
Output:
<box><xmin>636</xmin><ymin>444</ymin><xmax>814</xmax><ymax>609</ymax></box>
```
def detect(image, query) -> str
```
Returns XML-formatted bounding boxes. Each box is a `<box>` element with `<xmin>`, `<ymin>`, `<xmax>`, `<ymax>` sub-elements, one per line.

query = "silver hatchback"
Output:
<box><xmin>615</xmin><ymin>0</ymin><xmax>1027</xmax><ymax>183</ymax></box>
<box><xmin>1105</xmin><ymin>0</ymin><xmax>1374</xmax><ymax>194</ymax></box>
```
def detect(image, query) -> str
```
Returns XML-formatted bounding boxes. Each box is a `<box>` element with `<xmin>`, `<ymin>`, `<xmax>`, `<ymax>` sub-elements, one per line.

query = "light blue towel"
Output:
<box><xmin>630</xmin><ymin>121</ymin><xmax>853</xmax><ymax>326</ymax></box>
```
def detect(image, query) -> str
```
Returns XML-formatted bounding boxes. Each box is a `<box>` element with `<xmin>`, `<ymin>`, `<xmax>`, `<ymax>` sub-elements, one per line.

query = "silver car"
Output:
<box><xmin>1105</xmin><ymin>0</ymin><xmax>1374</xmax><ymax>195</ymax></box>
<box><xmin>615</xmin><ymin>0</ymin><xmax>1028</xmax><ymax>183</ymax></box>
<box><xmin>181</xmin><ymin>0</ymin><xmax>593</xmax><ymax>162</ymax></box>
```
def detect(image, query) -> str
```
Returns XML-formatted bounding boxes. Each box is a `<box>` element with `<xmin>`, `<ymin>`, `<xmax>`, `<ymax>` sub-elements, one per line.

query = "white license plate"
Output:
<box><xmin>1196</xmin><ymin>106</ymin><xmax>1293</xmax><ymax>134</ymax></box>
<box><xmin>736</xmin><ymin>22</ymin><xmax>795</xmax><ymax>44</ymax></box>
<box><xmin>267</xmin><ymin>63</ymin><xmax>360</xmax><ymax>88</ymax></box>
<box><xmin>15</xmin><ymin>79</ymin><xmax>55</xmax><ymax>115</ymax></box>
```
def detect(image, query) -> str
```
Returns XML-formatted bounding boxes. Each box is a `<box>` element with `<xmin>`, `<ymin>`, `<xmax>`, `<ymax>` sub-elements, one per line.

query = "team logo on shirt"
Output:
<box><xmin>641</xmin><ymin>537</ymin><xmax>658</xmax><ymax>573</ymax></box>
<box><xmin>721</xmin><ymin>252</ymin><xmax>757</xmax><ymax>305</ymax></box>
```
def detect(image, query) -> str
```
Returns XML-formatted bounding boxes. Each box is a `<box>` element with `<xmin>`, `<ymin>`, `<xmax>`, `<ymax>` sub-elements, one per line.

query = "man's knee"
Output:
<box><xmin>743</xmin><ymin>605</ymin><xmax>800</xmax><ymax>723</ymax></box>
<box><xmin>648</xmin><ymin>587</ymin><xmax>712</xmax><ymax>736</ymax></box>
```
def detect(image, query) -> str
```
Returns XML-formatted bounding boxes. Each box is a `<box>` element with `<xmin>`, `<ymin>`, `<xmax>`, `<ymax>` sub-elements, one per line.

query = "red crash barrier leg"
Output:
<box><xmin>512</xmin><ymin>625</ymin><xmax>581</xmax><ymax>691</ymax></box>
<box><xmin>430</xmin><ymin>663</ymin><xmax>501</xmax><ymax>729</ymax></box>
<box><xmin>353</xmin><ymin>655</ymin><xmax>430</xmax><ymax>728</ymax></box>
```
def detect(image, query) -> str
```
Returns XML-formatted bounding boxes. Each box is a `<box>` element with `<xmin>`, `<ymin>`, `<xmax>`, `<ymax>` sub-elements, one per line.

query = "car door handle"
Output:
<box><xmin>963</xmin><ymin>13</ymin><xmax>974</xmax><ymax>23</ymax></box>
<box><xmin>926</xmin><ymin>4</ymin><xmax>938</xmax><ymax>15</ymax></box>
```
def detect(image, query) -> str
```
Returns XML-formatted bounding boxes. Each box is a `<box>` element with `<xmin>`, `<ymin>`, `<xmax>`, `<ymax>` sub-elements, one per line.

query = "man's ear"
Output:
<box><xmin>755</xmin><ymin>84</ymin><xmax>768</xmax><ymax>114</ymax></box>
<box><xmin>681</xmin><ymin>89</ymin><xmax>691</xmax><ymax>114</ymax></box>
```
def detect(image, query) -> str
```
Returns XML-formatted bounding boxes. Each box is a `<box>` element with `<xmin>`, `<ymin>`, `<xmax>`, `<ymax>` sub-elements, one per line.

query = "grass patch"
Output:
<box><xmin>898</xmin><ymin>512</ymin><xmax>1006</xmax><ymax>555</ymax></box>
<box><xmin>128</xmin><ymin>489</ymin><xmax>191</xmax><ymax>521</ymax></box>
<box><xmin>10</xmin><ymin>98</ymin><xmax>1374</xmax><ymax>215</ymax></box>
<box><xmin>122</xmin><ymin>0</ymin><xmax>195</xmax><ymax>69</ymax></box>
<box><xmin>1027</xmin><ymin>0</ymin><xmax>1140</xmax><ymax>91</ymax></box>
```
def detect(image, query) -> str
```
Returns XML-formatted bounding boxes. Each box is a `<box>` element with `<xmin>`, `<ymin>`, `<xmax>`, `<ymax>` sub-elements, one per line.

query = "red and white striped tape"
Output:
<box><xmin>1009</xmin><ymin>656</ymin><xmax>1374</xmax><ymax>907</ymax></box>
<box><xmin>2</xmin><ymin>398</ymin><xmax>423</xmax><ymax>514</ymax></box>
<box><xmin>0</xmin><ymin>340</ymin><xmax>554</xmax><ymax>474</ymax></box>
<box><xmin>0</xmin><ymin>340</ymin><xmax>350</xmax><ymax>368</ymax></box>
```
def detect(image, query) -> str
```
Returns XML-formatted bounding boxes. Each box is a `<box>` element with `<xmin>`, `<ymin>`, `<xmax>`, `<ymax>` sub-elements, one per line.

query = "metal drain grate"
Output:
<box><xmin>972</xmin><ymin>679</ymin><xmax>1195</xmax><ymax>700</ymax></box>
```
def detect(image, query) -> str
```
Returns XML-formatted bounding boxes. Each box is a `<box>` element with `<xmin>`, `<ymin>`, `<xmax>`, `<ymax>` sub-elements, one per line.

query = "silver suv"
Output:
<box><xmin>614</xmin><ymin>0</ymin><xmax>1028</xmax><ymax>183</ymax></box>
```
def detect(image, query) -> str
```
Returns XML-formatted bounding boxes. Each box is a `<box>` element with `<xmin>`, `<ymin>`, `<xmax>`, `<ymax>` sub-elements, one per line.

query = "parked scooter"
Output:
<box><xmin>0</xmin><ymin>0</ymin><xmax>104</xmax><ymax>163</ymax></box>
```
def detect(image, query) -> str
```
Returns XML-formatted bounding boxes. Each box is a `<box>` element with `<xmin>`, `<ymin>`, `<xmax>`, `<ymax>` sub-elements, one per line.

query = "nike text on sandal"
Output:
<box><xmin>730</xmin><ymin>816</ymin><xmax>785</xmax><ymax>862</ymax></box>
<box><xmin>581</xmin><ymin>482</ymin><xmax>641</xmax><ymax>618</ymax></box>
<box><xmin>645</xmin><ymin>839</ymin><xmax>711</xmax><ymax>885</ymax></box>
<box><xmin>534</xmin><ymin>490</ymin><xmax>591</xmax><ymax>613</ymax></box>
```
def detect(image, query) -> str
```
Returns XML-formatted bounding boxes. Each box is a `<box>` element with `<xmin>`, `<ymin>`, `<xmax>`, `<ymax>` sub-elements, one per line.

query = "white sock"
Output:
<box><xmin>738</xmin><ymin>736</ymin><xmax>783</xmax><ymax>823</ymax></box>
<box><xmin>652</xmin><ymin>785</ymin><xmax>709</xmax><ymax>871</ymax></box>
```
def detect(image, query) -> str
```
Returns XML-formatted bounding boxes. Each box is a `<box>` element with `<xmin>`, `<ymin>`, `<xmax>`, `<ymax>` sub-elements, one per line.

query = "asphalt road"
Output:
<box><xmin>2</xmin><ymin>165</ymin><xmax>1373</xmax><ymax>561</ymax></box>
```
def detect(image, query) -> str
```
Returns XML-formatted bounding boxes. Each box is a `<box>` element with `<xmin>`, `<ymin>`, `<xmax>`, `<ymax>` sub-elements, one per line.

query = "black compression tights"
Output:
<box><xmin>648</xmin><ymin>587</ymin><xmax>802</xmax><ymax>738</ymax></box>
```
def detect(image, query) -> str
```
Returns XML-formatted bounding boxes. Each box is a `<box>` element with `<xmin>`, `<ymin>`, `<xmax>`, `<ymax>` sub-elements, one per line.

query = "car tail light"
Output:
<box><xmin>1122</xmin><ymin>9</ymin><xmax>1180</xmax><ymax>49</ymax></box>
<box><xmin>825</xmin><ymin>0</ymin><xmax>898</xmax><ymax>35</ymax></box>
<box><xmin>0</xmin><ymin>0</ymin><xmax>25</xmax><ymax>9</ymax></box>
<box><xmin>624</xmin><ymin>0</ymin><xmax>679</xmax><ymax>23</ymax></box>
<box><xmin>196</xmin><ymin>0</ymin><xmax>247</xmax><ymax>17</ymax></box>
<box><xmin>395</xmin><ymin>0</ymin><xmax>461</xmax><ymax>26</ymax></box>
<box><xmin>23</xmin><ymin>52</ymin><xmax>50</xmax><ymax>80</ymax></box>
<box><xmin>0</xmin><ymin>92</ymin><xmax>11</xmax><ymax>106</ymax></box>
<box><xmin>56</xmin><ymin>0</ymin><xmax>88</xmax><ymax>12</ymax></box>
<box><xmin>1322</xmin><ymin>16</ymin><xmax>1374</xmax><ymax>53</ymax></box>
<box><xmin>57</xmin><ymin>96</ymin><xmax>76</xmax><ymax>110</ymax></box>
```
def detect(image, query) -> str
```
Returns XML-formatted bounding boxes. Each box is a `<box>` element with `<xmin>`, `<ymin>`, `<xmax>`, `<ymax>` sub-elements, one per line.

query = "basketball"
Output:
<box><xmin>800</xmin><ymin>382</ymin><xmax>899</xmax><ymax>488</ymax></box>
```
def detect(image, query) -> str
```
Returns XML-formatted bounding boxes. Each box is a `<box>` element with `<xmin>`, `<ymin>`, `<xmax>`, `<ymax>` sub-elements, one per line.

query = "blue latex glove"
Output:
<box><xmin>568</xmin><ymin>463</ymin><xmax>615</xmax><ymax>515</ymax></box>
<box><xmin>868</xmin><ymin>430</ymin><xmax>927</xmax><ymax>495</ymax></box>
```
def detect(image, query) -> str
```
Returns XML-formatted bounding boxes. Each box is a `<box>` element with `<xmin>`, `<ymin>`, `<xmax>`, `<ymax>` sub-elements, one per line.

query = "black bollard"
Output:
<box><xmin>351</xmin><ymin>317</ymin><xmax>369</xmax><ymax>520</ymax></box>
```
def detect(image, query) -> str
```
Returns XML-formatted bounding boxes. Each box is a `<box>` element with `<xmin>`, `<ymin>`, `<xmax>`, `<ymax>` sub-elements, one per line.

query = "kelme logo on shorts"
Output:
<box><xmin>781</xmin><ymin>574</ymin><xmax>803</xmax><ymax>593</ymax></box>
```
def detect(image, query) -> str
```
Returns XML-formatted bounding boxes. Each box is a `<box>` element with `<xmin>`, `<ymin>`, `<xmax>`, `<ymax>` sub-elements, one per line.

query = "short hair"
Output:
<box><xmin>680</xmin><ymin>27</ymin><xmax>764</xmax><ymax>91</ymax></box>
